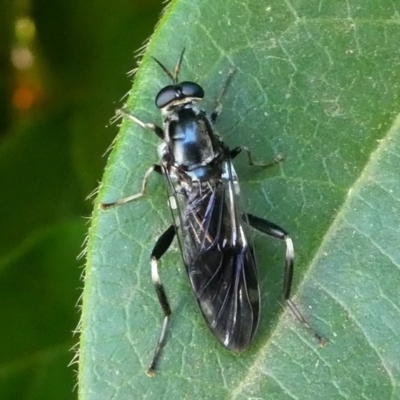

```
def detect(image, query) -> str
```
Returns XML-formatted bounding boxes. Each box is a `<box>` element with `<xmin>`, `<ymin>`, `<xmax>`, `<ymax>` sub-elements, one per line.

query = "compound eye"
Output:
<box><xmin>181</xmin><ymin>82</ymin><xmax>204</xmax><ymax>99</ymax></box>
<box><xmin>155</xmin><ymin>85</ymin><xmax>177</xmax><ymax>108</ymax></box>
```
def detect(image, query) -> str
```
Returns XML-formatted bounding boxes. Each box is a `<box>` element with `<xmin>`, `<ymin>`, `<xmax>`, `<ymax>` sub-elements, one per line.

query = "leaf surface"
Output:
<box><xmin>80</xmin><ymin>1</ymin><xmax>400</xmax><ymax>398</ymax></box>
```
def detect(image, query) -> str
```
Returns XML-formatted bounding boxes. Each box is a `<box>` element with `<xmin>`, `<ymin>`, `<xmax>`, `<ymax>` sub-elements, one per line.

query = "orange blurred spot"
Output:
<box><xmin>13</xmin><ymin>86</ymin><xmax>35</xmax><ymax>110</ymax></box>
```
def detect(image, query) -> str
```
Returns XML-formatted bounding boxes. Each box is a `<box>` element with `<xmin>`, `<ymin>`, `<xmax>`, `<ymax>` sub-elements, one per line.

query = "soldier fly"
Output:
<box><xmin>102</xmin><ymin>49</ymin><xmax>325</xmax><ymax>377</ymax></box>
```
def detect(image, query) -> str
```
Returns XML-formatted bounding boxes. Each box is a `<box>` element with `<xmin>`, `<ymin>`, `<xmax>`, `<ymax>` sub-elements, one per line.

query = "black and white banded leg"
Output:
<box><xmin>146</xmin><ymin>224</ymin><xmax>176</xmax><ymax>377</ymax></box>
<box><xmin>210</xmin><ymin>68</ymin><xmax>236</xmax><ymax>124</ymax></box>
<box><xmin>101</xmin><ymin>165</ymin><xmax>162</xmax><ymax>209</ymax></box>
<box><xmin>117</xmin><ymin>109</ymin><xmax>164</xmax><ymax>139</ymax></box>
<box><xmin>247</xmin><ymin>213</ymin><xmax>327</xmax><ymax>345</ymax></box>
<box><xmin>230</xmin><ymin>146</ymin><xmax>284</xmax><ymax>167</ymax></box>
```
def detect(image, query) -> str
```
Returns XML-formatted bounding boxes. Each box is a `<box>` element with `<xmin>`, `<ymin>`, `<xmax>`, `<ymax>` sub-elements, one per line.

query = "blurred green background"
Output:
<box><xmin>0</xmin><ymin>0</ymin><xmax>163</xmax><ymax>398</ymax></box>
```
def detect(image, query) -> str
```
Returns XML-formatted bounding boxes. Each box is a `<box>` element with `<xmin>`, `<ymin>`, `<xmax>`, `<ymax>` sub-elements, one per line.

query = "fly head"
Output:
<box><xmin>153</xmin><ymin>49</ymin><xmax>205</xmax><ymax>114</ymax></box>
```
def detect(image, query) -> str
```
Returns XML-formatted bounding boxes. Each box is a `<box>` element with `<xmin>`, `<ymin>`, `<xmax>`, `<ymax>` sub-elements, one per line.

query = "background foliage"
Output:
<box><xmin>0</xmin><ymin>0</ymin><xmax>163</xmax><ymax>399</ymax></box>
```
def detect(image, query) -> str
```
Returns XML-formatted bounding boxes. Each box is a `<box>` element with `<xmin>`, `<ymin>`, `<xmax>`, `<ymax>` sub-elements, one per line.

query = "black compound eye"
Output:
<box><xmin>155</xmin><ymin>82</ymin><xmax>205</xmax><ymax>109</ymax></box>
<box><xmin>181</xmin><ymin>82</ymin><xmax>204</xmax><ymax>99</ymax></box>
<box><xmin>155</xmin><ymin>85</ymin><xmax>178</xmax><ymax>109</ymax></box>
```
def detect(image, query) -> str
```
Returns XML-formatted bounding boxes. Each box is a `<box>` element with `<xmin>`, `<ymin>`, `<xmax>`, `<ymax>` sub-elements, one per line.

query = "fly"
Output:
<box><xmin>101</xmin><ymin>49</ymin><xmax>326</xmax><ymax>377</ymax></box>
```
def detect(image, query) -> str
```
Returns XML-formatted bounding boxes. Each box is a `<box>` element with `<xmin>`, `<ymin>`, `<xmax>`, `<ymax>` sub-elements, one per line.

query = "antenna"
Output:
<box><xmin>152</xmin><ymin>48</ymin><xmax>186</xmax><ymax>84</ymax></box>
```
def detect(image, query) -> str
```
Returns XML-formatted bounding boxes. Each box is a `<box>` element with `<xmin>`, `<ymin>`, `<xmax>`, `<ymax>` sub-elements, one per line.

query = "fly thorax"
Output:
<box><xmin>157</xmin><ymin>142</ymin><xmax>168</xmax><ymax>159</ymax></box>
<box><xmin>167</xmin><ymin>108</ymin><xmax>216</xmax><ymax>168</ymax></box>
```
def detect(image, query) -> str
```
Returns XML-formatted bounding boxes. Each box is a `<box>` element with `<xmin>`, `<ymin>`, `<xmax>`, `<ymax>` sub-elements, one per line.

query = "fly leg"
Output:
<box><xmin>118</xmin><ymin>108</ymin><xmax>164</xmax><ymax>139</ymax></box>
<box><xmin>210</xmin><ymin>68</ymin><xmax>236</xmax><ymax>124</ymax></box>
<box><xmin>230</xmin><ymin>146</ymin><xmax>284</xmax><ymax>167</ymax></box>
<box><xmin>247</xmin><ymin>213</ymin><xmax>327</xmax><ymax>345</ymax></box>
<box><xmin>101</xmin><ymin>165</ymin><xmax>162</xmax><ymax>209</ymax></box>
<box><xmin>101</xmin><ymin>107</ymin><xmax>165</xmax><ymax>209</ymax></box>
<box><xmin>146</xmin><ymin>224</ymin><xmax>176</xmax><ymax>377</ymax></box>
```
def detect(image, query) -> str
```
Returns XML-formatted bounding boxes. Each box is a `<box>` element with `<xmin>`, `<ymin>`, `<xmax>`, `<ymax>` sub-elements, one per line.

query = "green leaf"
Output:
<box><xmin>80</xmin><ymin>1</ymin><xmax>400</xmax><ymax>398</ymax></box>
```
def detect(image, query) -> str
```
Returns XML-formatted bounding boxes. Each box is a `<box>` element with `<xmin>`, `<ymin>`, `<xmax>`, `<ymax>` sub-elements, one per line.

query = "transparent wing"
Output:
<box><xmin>164</xmin><ymin>160</ymin><xmax>260</xmax><ymax>351</ymax></box>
